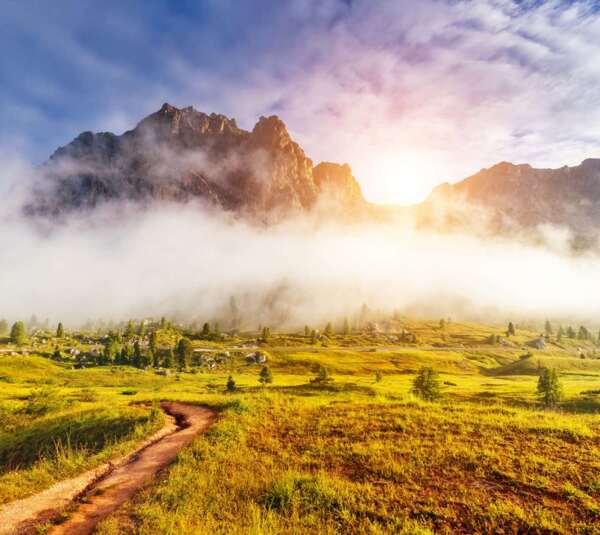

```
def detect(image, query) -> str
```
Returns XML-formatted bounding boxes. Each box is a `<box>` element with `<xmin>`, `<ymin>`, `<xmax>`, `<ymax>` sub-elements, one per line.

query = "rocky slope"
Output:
<box><xmin>27</xmin><ymin>103</ymin><xmax>365</xmax><ymax>221</ymax></box>
<box><xmin>415</xmin><ymin>159</ymin><xmax>600</xmax><ymax>244</ymax></box>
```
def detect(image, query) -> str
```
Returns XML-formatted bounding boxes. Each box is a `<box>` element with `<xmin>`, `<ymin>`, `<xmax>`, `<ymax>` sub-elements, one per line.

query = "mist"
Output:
<box><xmin>2</xmin><ymin>164</ymin><xmax>600</xmax><ymax>329</ymax></box>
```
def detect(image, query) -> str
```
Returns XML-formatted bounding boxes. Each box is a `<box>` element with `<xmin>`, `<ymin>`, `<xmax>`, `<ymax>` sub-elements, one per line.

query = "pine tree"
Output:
<box><xmin>125</xmin><ymin>320</ymin><xmax>135</xmax><ymax>337</ymax></box>
<box><xmin>163</xmin><ymin>348</ymin><xmax>175</xmax><ymax>368</ymax></box>
<box><xmin>229</xmin><ymin>296</ymin><xmax>240</xmax><ymax>330</ymax></box>
<box><xmin>176</xmin><ymin>338</ymin><xmax>192</xmax><ymax>370</ymax></box>
<box><xmin>557</xmin><ymin>326</ymin><xmax>564</xmax><ymax>341</ymax></box>
<box><xmin>507</xmin><ymin>322</ymin><xmax>515</xmax><ymax>336</ymax></box>
<box><xmin>226</xmin><ymin>375</ymin><xmax>237</xmax><ymax>392</ymax></box>
<box><xmin>411</xmin><ymin>367</ymin><xmax>441</xmax><ymax>401</ymax></box>
<box><xmin>202</xmin><ymin>322</ymin><xmax>210</xmax><ymax>337</ymax></box>
<box><xmin>56</xmin><ymin>322</ymin><xmax>64</xmax><ymax>338</ymax></box>
<box><xmin>259</xmin><ymin>365</ymin><xmax>273</xmax><ymax>385</ymax></box>
<box><xmin>537</xmin><ymin>368</ymin><xmax>562</xmax><ymax>407</ymax></box>
<box><xmin>132</xmin><ymin>341</ymin><xmax>143</xmax><ymax>368</ymax></box>
<box><xmin>117</xmin><ymin>346</ymin><xmax>130</xmax><ymax>366</ymax></box>
<box><xmin>261</xmin><ymin>326</ymin><xmax>271</xmax><ymax>343</ymax></box>
<box><xmin>310</xmin><ymin>329</ymin><xmax>317</xmax><ymax>344</ymax></box>
<box><xmin>304</xmin><ymin>325</ymin><xmax>310</xmax><ymax>337</ymax></box>
<box><xmin>149</xmin><ymin>331</ymin><xmax>158</xmax><ymax>367</ymax></box>
<box><xmin>567</xmin><ymin>326</ymin><xmax>576</xmax><ymax>339</ymax></box>
<box><xmin>324</xmin><ymin>322</ymin><xmax>333</xmax><ymax>336</ymax></box>
<box><xmin>544</xmin><ymin>320</ymin><xmax>553</xmax><ymax>336</ymax></box>
<box><xmin>101</xmin><ymin>342</ymin><xmax>114</xmax><ymax>365</ymax></box>
<box><xmin>160</xmin><ymin>317</ymin><xmax>166</xmax><ymax>329</ymax></box>
<box><xmin>214</xmin><ymin>322</ymin><xmax>221</xmax><ymax>336</ymax></box>
<box><xmin>343</xmin><ymin>317</ymin><xmax>351</xmax><ymax>335</ymax></box>
<box><xmin>10</xmin><ymin>321</ymin><xmax>26</xmax><ymax>346</ymax></box>
<box><xmin>311</xmin><ymin>365</ymin><xmax>331</xmax><ymax>384</ymax></box>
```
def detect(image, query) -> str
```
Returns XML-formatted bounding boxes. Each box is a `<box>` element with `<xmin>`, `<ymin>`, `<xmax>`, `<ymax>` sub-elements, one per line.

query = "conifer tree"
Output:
<box><xmin>261</xmin><ymin>326</ymin><xmax>271</xmax><ymax>343</ymax></box>
<box><xmin>149</xmin><ymin>331</ymin><xmax>158</xmax><ymax>367</ymax></box>
<box><xmin>56</xmin><ymin>322</ymin><xmax>64</xmax><ymax>338</ymax></box>
<box><xmin>411</xmin><ymin>367</ymin><xmax>441</xmax><ymax>401</ymax></box>
<box><xmin>163</xmin><ymin>348</ymin><xmax>175</xmax><ymax>368</ymax></box>
<box><xmin>537</xmin><ymin>368</ymin><xmax>562</xmax><ymax>407</ymax></box>
<box><xmin>259</xmin><ymin>365</ymin><xmax>273</xmax><ymax>385</ymax></box>
<box><xmin>10</xmin><ymin>321</ymin><xmax>26</xmax><ymax>346</ymax></box>
<box><xmin>176</xmin><ymin>337</ymin><xmax>192</xmax><ymax>370</ymax></box>
<box><xmin>202</xmin><ymin>322</ymin><xmax>210</xmax><ymax>337</ymax></box>
<box><xmin>132</xmin><ymin>341</ymin><xmax>143</xmax><ymax>368</ymax></box>
<box><xmin>125</xmin><ymin>320</ymin><xmax>135</xmax><ymax>337</ymax></box>
<box><xmin>226</xmin><ymin>375</ymin><xmax>237</xmax><ymax>392</ymax></box>
<box><xmin>343</xmin><ymin>317</ymin><xmax>351</xmax><ymax>335</ymax></box>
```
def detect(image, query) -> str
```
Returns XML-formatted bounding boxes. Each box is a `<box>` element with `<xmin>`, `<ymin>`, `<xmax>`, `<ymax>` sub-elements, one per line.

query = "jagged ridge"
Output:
<box><xmin>28</xmin><ymin>103</ymin><xmax>365</xmax><ymax>220</ymax></box>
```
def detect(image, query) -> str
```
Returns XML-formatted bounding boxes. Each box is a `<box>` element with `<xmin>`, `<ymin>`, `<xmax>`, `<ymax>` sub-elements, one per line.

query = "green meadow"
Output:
<box><xmin>0</xmin><ymin>319</ymin><xmax>599</xmax><ymax>533</ymax></box>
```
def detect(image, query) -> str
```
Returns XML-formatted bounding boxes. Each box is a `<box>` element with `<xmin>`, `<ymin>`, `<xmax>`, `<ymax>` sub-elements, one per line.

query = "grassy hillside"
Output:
<box><xmin>0</xmin><ymin>318</ymin><xmax>599</xmax><ymax>533</ymax></box>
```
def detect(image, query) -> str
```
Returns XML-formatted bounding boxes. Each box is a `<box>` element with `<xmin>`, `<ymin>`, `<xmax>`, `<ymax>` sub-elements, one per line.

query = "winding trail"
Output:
<box><xmin>0</xmin><ymin>402</ymin><xmax>216</xmax><ymax>535</ymax></box>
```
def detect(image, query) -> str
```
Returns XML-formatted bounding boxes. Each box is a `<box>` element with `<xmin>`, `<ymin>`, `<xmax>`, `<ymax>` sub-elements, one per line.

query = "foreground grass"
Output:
<box><xmin>95</xmin><ymin>391</ymin><xmax>600</xmax><ymax>534</ymax></box>
<box><xmin>0</xmin><ymin>402</ymin><xmax>163</xmax><ymax>504</ymax></box>
<box><xmin>2</xmin><ymin>319</ymin><xmax>600</xmax><ymax>534</ymax></box>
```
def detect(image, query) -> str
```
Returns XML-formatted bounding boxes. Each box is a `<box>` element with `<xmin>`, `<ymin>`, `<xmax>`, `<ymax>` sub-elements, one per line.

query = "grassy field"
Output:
<box><xmin>0</xmin><ymin>319</ymin><xmax>599</xmax><ymax>533</ymax></box>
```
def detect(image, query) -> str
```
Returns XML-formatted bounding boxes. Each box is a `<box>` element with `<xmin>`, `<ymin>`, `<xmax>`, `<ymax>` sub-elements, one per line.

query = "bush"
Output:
<box><xmin>73</xmin><ymin>388</ymin><xmax>98</xmax><ymax>402</ymax></box>
<box><xmin>310</xmin><ymin>365</ymin><xmax>333</xmax><ymax>384</ymax></box>
<box><xmin>23</xmin><ymin>387</ymin><xmax>65</xmax><ymax>416</ymax></box>
<box><xmin>226</xmin><ymin>375</ymin><xmax>237</xmax><ymax>392</ymax></box>
<box><xmin>259</xmin><ymin>366</ymin><xmax>273</xmax><ymax>385</ymax></box>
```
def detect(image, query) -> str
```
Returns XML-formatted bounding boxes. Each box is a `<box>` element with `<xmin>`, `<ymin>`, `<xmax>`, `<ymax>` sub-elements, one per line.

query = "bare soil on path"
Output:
<box><xmin>0</xmin><ymin>402</ymin><xmax>216</xmax><ymax>535</ymax></box>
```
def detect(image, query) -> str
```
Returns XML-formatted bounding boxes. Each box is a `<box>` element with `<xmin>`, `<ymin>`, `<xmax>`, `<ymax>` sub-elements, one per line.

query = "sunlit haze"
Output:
<box><xmin>4</xmin><ymin>1</ymin><xmax>600</xmax><ymax>203</ymax></box>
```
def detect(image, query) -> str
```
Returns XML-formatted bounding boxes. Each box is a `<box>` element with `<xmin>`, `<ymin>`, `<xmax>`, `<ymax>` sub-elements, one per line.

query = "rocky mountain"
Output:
<box><xmin>415</xmin><ymin>159</ymin><xmax>600</xmax><ymax>244</ymax></box>
<box><xmin>27</xmin><ymin>103</ymin><xmax>365</xmax><ymax>221</ymax></box>
<box><xmin>25</xmin><ymin>103</ymin><xmax>600</xmax><ymax>244</ymax></box>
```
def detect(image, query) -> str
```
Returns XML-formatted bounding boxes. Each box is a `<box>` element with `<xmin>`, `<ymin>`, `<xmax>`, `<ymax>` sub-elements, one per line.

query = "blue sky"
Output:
<box><xmin>3</xmin><ymin>0</ymin><xmax>600</xmax><ymax>203</ymax></box>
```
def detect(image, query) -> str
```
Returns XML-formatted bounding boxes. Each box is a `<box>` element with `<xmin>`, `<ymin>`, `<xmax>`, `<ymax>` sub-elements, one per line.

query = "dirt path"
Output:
<box><xmin>0</xmin><ymin>402</ymin><xmax>216</xmax><ymax>535</ymax></box>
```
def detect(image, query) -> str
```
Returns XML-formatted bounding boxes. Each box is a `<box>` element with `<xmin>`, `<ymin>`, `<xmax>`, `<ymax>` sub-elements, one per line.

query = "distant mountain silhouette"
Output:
<box><xmin>25</xmin><ymin>103</ymin><xmax>600</xmax><ymax>246</ymax></box>
<box><xmin>27</xmin><ymin>103</ymin><xmax>365</xmax><ymax>221</ymax></box>
<box><xmin>415</xmin><ymin>159</ymin><xmax>600</xmax><ymax>247</ymax></box>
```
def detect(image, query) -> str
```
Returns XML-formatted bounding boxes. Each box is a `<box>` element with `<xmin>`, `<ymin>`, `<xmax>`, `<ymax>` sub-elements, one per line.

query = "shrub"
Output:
<box><xmin>23</xmin><ymin>387</ymin><xmax>65</xmax><ymax>416</ymax></box>
<box><xmin>259</xmin><ymin>366</ymin><xmax>273</xmax><ymax>385</ymax></box>
<box><xmin>226</xmin><ymin>375</ymin><xmax>237</xmax><ymax>392</ymax></box>
<box><xmin>310</xmin><ymin>365</ymin><xmax>332</xmax><ymax>384</ymax></box>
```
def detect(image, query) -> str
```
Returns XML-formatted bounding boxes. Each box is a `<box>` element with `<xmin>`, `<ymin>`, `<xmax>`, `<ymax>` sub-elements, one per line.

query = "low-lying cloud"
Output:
<box><xmin>2</xmin><ymin>168</ymin><xmax>600</xmax><ymax>330</ymax></box>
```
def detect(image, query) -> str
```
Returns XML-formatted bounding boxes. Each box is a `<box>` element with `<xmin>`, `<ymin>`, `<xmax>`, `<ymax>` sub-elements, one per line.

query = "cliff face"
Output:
<box><xmin>416</xmin><ymin>159</ymin><xmax>600</xmax><ymax>242</ymax></box>
<box><xmin>28</xmin><ymin>103</ymin><xmax>365</xmax><ymax>220</ymax></box>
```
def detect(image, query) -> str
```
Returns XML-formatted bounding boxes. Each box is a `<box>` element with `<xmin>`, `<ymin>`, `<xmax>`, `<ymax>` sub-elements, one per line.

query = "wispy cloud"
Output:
<box><xmin>3</xmin><ymin>0</ymin><xmax>600</xmax><ymax>203</ymax></box>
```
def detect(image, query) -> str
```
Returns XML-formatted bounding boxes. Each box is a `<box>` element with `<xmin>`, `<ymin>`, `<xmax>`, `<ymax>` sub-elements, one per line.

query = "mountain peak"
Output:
<box><xmin>251</xmin><ymin>115</ymin><xmax>292</xmax><ymax>148</ymax></box>
<box><xmin>27</xmin><ymin>105</ymin><xmax>366</xmax><ymax>220</ymax></box>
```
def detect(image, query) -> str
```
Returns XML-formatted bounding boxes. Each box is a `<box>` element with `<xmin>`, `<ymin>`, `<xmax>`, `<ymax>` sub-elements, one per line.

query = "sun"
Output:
<box><xmin>355</xmin><ymin>151</ymin><xmax>440</xmax><ymax>206</ymax></box>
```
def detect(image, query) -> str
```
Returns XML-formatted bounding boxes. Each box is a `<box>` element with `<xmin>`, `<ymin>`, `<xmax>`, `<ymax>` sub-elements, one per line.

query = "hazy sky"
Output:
<box><xmin>3</xmin><ymin>0</ymin><xmax>600</xmax><ymax>204</ymax></box>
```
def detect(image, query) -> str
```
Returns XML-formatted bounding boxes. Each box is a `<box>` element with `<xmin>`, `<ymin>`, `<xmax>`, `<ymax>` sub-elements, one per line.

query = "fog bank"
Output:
<box><xmin>1</xmin><ymin>196</ymin><xmax>599</xmax><ymax>328</ymax></box>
